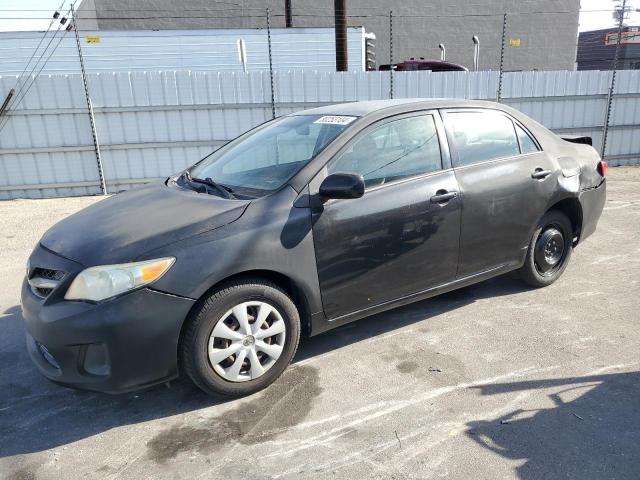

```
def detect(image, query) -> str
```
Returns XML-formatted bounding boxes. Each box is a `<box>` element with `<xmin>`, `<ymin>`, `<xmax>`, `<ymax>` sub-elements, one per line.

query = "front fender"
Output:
<box><xmin>145</xmin><ymin>186</ymin><xmax>325</xmax><ymax>319</ymax></box>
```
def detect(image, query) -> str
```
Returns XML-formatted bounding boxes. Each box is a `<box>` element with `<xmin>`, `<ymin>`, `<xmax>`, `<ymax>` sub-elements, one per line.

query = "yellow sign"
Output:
<box><xmin>509</xmin><ymin>38</ymin><xmax>521</xmax><ymax>47</ymax></box>
<box><xmin>85</xmin><ymin>35</ymin><xmax>101</xmax><ymax>44</ymax></box>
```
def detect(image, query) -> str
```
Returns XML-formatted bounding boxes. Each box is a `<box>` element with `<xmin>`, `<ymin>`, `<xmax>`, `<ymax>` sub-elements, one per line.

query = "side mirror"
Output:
<box><xmin>319</xmin><ymin>173</ymin><xmax>365</xmax><ymax>201</ymax></box>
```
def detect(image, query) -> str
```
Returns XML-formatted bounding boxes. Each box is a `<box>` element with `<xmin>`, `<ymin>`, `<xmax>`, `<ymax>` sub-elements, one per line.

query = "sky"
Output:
<box><xmin>0</xmin><ymin>0</ymin><xmax>639</xmax><ymax>33</ymax></box>
<box><xmin>579</xmin><ymin>0</ymin><xmax>640</xmax><ymax>31</ymax></box>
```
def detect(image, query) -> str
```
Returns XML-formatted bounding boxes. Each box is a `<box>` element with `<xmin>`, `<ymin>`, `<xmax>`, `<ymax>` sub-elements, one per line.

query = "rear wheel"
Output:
<box><xmin>180</xmin><ymin>278</ymin><xmax>300</xmax><ymax>397</ymax></box>
<box><xmin>519</xmin><ymin>210</ymin><xmax>573</xmax><ymax>288</ymax></box>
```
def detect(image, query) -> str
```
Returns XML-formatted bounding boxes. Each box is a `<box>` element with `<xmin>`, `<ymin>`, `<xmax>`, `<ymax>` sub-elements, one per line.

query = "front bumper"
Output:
<box><xmin>21</xmin><ymin>245</ymin><xmax>195</xmax><ymax>394</ymax></box>
<box><xmin>578</xmin><ymin>179</ymin><xmax>606</xmax><ymax>243</ymax></box>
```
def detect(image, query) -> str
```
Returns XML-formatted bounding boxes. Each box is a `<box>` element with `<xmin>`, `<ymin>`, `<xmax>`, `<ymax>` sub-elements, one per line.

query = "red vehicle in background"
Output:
<box><xmin>379</xmin><ymin>58</ymin><xmax>468</xmax><ymax>72</ymax></box>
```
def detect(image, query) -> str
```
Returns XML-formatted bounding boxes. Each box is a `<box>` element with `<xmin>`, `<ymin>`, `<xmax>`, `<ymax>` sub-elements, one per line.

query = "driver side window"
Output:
<box><xmin>327</xmin><ymin>114</ymin><xmax>442</xmax><ymax>189</ymax></box>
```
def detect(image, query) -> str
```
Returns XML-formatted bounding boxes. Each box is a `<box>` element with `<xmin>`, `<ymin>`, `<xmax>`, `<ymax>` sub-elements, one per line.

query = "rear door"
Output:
<box><xmin>442</xmin><ymin>108</ymin><xmax>557</xmax><ymax>278</ymax></box>
<box><xmin>310</xmin><ymin>112</ymin><xmax>462</xmax><ymax>319</ymax></box>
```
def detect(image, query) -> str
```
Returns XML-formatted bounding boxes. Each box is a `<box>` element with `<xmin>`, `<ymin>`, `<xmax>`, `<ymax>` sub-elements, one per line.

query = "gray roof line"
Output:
<box><xmin>290</xmin><ymin>98</ymin><xmax>504</xmax><ymax>117</ymax></box>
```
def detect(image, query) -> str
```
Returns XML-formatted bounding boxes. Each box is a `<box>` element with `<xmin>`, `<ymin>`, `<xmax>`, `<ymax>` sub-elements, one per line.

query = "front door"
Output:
<box><xmin>310</xmin><ymin>112</ymin><xmax>462</xmax><ymax>320</ymax></box>
<box><xmin>442</xmin><ymin>109</ymin><xmax>558</xmax><ymax>277</ymax></box>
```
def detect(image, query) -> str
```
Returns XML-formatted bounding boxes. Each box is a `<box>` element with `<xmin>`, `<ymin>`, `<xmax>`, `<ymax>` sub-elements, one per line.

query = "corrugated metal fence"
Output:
<box><xmin>0</xmin><ymin>69</ymin><xmax>639</xmax><ymax>200</ymax></box>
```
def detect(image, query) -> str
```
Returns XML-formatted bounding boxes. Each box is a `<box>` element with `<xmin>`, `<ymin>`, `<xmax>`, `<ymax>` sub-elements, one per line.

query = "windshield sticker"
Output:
<box><xmin>314</xmin><ymin>115</ymin><xmax>357</xmax><ymax>125</ymax></box>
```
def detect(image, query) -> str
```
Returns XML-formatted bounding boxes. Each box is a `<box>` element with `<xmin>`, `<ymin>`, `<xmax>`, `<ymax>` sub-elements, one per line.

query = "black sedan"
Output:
<box><xmin>22</xmin><ymin>99</ymin><xmax>607</xmax><ymax>397</ymax></box>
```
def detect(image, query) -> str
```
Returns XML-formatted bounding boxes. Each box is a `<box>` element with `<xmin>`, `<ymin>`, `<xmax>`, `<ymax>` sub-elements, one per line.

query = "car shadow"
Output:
<box><xmin>466</xmin><ymin>371</ymin><xmax>640</xmax><ymax>479</ymax></box>
<box><xmin>0</xmin><ymin>304</ymin><xmax>220</xmax><ymax>459</ymax></box>
<box><xmin>296</xmin><ymin>273</ymin><xmax>527</xmax><ymax>362</ymax></box>
<box><xmin>1</xmin><ymin>274</ymin><xmax>526</xmax><ymax>458</ymax></box>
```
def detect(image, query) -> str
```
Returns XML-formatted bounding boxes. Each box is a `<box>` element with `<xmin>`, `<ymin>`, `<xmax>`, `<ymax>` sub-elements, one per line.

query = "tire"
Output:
<box><xmin>518</xmin><ymin>210</ymin><xmax>573</xmax><ymax>288</ymax></box>
<box><xmin>180</xmin><ymin>278</ymin><xmax>301</xmax><ymax>397</ymax></box>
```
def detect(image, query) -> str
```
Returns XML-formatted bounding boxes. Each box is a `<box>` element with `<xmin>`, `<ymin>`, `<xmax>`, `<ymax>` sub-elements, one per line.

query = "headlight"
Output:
<box><xmin>64</xmin><ymin>257</ymin><xmax>175</xmax><ymax>302</ymax></box>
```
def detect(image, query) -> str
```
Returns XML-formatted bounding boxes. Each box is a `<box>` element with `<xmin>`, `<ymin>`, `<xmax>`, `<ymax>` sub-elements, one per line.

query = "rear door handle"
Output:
<box><xmin>531</xmin><ymin>168</ymin><xmax>552</xmax><ymax>180</ymax></box>
<box><xmin>430</xmin><ymin>190</ymin><xmax>458</xmax><ymax>204</ymax></box>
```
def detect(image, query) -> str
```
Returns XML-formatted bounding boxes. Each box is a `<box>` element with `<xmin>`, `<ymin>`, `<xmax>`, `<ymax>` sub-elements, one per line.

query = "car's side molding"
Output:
<box><xmin>310</xmin><ymin>263</ymin><xmax>515</xmax><ymax>335</ymax></box>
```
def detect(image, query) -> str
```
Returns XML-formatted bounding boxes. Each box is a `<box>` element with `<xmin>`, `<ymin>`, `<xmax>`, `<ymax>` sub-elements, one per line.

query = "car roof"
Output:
<box><xmin>290</xmin><ymin>98</ymin><xmax>507</xmax><ymax>117</ymax></box>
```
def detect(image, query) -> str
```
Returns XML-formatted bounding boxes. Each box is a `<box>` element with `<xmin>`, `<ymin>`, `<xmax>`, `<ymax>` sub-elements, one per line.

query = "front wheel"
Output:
<box><xmin>180</xmin><ymin>278</ymin><xmax>301</xmax><ymax>397</ymax></box>
<box><xmin>518</xmin><ymin>210</ymin><xmax>573</xmax><ymax>288</ymax></box>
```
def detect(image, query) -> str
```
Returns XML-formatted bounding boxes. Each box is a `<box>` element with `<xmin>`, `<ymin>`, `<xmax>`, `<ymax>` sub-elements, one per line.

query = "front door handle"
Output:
<box><xmin>430</xmin><ymin>190</ymin><xmax>458</xmax><ymax>204</ymax></box>
<box><xmin>531</xmin><ymin>168</ymin><xmax>552</xmax><ymax>180</ymax></box>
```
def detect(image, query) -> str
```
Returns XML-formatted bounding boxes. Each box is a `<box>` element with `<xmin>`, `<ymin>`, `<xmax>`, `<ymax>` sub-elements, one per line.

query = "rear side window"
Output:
<box><xmin>516</xmin><ymin>124</ymin><xmax>540</xmax><ymax>154</ymax></box>
<box><xmin>328</xmin><ymin>114</ymin><xmax>442</xmax><ymax>189</ymax></box>
<box><xmin>445</xmin><ymin>111</ymin><xmax>520</xmax><ymax>167</ymax></box>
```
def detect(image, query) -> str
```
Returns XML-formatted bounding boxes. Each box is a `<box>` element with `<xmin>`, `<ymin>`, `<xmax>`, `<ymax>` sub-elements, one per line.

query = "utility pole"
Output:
<box><xmin>334</xmin><ymin>0</ymin><xmax>348</xmax><ymax>71</ymax></box>
<box><xmin>389</xmin><ymin>10</ymin><xmax>394</xmax><ymax>99</ymax></box>
<box><xmin>285</xmin><ymin>0</ymin><xmax>293</xmax><ymax>27</ymax></box>
<box><xmin>602</xmin><ymin>0</ymin><xmax>627</xmax><ymax>157</ymax></box>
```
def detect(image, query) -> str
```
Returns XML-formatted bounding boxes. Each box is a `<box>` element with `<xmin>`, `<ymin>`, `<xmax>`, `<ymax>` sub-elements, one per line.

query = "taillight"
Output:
<box><xmin>597</xmin><ymin>160</ymin><xmax>607</xmax><ymax>177</ymax></box>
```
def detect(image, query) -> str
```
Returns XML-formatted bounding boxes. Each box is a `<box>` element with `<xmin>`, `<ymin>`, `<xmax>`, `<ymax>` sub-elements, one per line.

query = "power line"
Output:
<box><xmin>0</xmin><ymin>7</ymin><xmax>620</xmax><ymax>13</ymax></box>
<box><xmin>1</xmin><ymin>1</ymin><xmax>67</xmax><ymax>120</ymax></box>
<box><xmin>0</xmin><ymin>10</ymin><xmax>579</xmax><ymax>20</ymax></box>
<box><xmin>5</xmin><ymin>8</ymin><xmax>73</xmax><ymax>94</ymax></box>
<box><xmin>3</xmin><ymin>9</ymin><xmax>72</xmax><ymax>111</ymax></box>
<box><xmin>0</xmin><ymin>5</ymin><xmax>75</xmax><ymax>133</ymax></box>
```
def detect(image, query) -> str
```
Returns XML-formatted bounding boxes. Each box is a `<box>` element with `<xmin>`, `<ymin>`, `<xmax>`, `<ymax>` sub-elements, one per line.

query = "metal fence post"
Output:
<box><xmin>389</xmin><ymin>10</ymin><xmax>394</xmax><ymax>99</ymax></box>
<box><xmin>266</xmin><ymin>8</ymin><xmax>276</xmax><ymax>119</ymax></box>
<box><xmin>71</xmin><ymin>4</ymin><xmax>107</xmax><ymax>195</ymax></box>
<box><xmin>601</xmin><ymin>0</ymin><xmax>626</xmax><ymax>158</ymax></box>
<box><xmin>497</xmin><ymin>13</ymin><xmax>507</xmax><ymax>102</ymax></box>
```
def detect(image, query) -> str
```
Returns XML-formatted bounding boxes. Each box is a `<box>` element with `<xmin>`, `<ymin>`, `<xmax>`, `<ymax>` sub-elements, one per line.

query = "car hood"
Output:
<box><xmin>40</xmin><ymin>181</ymin><xmax>250</xmax><ymax>266</ymax></box>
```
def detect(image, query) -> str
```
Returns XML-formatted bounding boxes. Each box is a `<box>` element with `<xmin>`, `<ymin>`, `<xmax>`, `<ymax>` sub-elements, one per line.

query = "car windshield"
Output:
<box><xmin>188</xmin><ymin>114</ymin><xmax>356</xmax><ymax>197</ymax></box>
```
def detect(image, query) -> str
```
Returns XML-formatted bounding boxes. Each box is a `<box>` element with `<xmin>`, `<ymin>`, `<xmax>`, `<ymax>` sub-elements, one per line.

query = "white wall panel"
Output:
<box><xmin>0</xmin><ymin>69</ymin><xmax>638</xmax><ymax>199</ymax></box>
<box><xmin>0</xmin><ymin>28</ymin><xmax>368</xmax><ymax>74</ymax></box>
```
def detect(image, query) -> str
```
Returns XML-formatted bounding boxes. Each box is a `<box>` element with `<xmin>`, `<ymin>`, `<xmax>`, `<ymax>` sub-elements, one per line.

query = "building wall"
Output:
<box><xmin>577</xmin><ymin>27</ymin><xmax>640</xmax><ymax>71</ymax></box>
<box><xmin>77</xmin><ymin>0</ymin><xmax>580</xmax><ymax>71</ymax></box>
<box><xmin>76</xmin><ymin>0</ymin><xmax>99</xmax><ymax>30</ymax></box>
<box><xmin>0</xmin><ymin>28</ymin><xmax>368</xmax><ymax>74</ymax></box>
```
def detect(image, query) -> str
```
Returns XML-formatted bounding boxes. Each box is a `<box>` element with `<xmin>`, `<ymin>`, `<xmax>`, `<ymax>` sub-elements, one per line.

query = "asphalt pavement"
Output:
<box><xmin>1</xmin><ymin>167</ymin><xmax>639</xmax><ymax>479</ymax></box>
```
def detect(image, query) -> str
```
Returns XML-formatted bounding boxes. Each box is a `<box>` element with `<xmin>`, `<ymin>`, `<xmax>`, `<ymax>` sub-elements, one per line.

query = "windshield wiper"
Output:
<box><xmin>182</xmin><ymin>171</ymin><xmax>235</xmax><ymax>199</ymax></box>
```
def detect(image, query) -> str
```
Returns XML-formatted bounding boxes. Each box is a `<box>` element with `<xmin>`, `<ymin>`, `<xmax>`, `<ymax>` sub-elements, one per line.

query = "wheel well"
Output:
<box><xmin>228</xmin><ymin>270</ymin><xmax>312</xmax><ymax>338</ymax></box>
<box><xmin>548</xmin><ymin>198</ymin><xmax>583</xmax><ymax>244</ymax></box>
<box><xmin>178</xmin><ymin>270</ymin><xmax>313</xmax><ymax>357</ymax></box>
